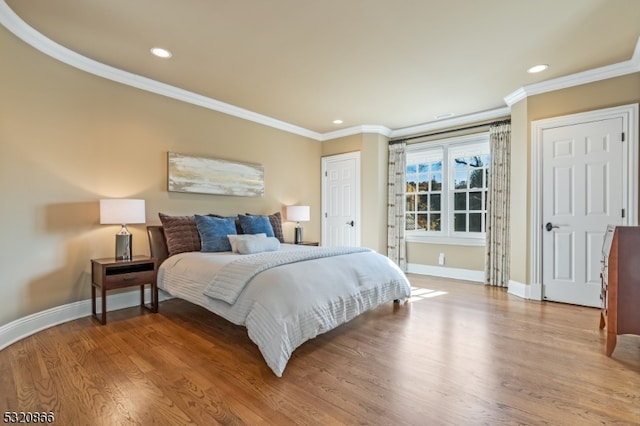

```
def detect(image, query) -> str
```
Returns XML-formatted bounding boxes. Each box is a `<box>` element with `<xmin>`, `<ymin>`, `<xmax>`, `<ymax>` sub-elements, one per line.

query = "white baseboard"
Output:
<box><xmin>507</xmin><ymin>280</ymin><xmax>542</xmax><ymax>300</ymax></box>
<box><xmin>407</xmin><ymin>265</ymin><xmax>541</xmax><ymax>301</ymax></box>
<box><xmin>0</xmin><ymin>288</ymin><xmax>172</xmax><ymax>351</ymax></box>
<box><xmin>406</xmin><ymin>263</ymin><xmax>485</xmax><ymax>283</ymax></box>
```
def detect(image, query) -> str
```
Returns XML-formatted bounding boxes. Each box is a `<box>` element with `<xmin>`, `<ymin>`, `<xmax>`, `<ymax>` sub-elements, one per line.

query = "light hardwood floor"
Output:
<box><xmin>1</xmin><ymin>275</ymin><xmax>639</xmax><ymax>425</ymax></box>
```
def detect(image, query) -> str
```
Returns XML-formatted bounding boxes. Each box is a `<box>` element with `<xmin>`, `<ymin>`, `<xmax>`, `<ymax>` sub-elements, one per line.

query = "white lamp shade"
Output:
<box><xmin>99</xmin><ymin>199</ymin><xmax>146</xmax><ymax>225</ymax></box>
<box><xmin>286</xmin><ymin>205</ymin><xmax>310</xmax><ymax>222</ymax></box>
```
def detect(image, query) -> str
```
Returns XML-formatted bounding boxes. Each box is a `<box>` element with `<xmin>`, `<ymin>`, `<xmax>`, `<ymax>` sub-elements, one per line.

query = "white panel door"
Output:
<box><xmin>322</xmin><ymin>152</ymin><xmax>360</xmax><ymax>247</ymax></box>
<box><xmin>542</xmin><ymin>118</ymin><xmax>624</xmax><ymax>307</ymax></box>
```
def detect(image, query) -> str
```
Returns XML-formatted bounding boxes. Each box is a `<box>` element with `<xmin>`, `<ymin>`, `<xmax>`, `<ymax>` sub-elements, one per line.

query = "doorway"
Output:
<box><xmin>321</xmin><ymin>152</ymin><xmax>361</xmax><ymax>247</ymax></box>
<box><xmin>531</xmin><ymin>104</ymin><xmax>638</xmax><ymax>307</ymax></box>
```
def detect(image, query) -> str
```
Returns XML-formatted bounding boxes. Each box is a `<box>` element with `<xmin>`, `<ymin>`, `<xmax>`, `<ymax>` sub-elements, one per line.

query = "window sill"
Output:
<box><xmin>405</xmin><ymin>234</ymin><xmax>486</xmax><ymax>246</ymax></box>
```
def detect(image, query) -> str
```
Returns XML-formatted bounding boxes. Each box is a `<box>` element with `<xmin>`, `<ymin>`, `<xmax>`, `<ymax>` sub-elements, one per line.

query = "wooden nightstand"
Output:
<box><xmin>90</xmin><ymin>255</ymin><xmax>158</xmax><ymax>325</ymax></box>
<box><xmin>295</xmin><ymin>241</ymin><xmax>320</xmax><ymax>246</ymax></box>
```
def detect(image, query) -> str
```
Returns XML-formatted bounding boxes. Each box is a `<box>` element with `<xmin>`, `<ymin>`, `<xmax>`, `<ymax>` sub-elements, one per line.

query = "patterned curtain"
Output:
<box><xmin>485</xmin><ymin>122</ymin><xmax>511</xmax><ymax>287</ymax></box>
<box><xmin>387</xmin><ymin>142</ymin><xmax>407</xmax><ymax>270</ymax></box>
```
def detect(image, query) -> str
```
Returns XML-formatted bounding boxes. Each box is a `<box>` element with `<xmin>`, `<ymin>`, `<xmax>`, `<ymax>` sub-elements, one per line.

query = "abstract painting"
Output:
<box><xmin>168</xmin><ymin>152</ymin><xmax>264</xmax><ymax>197</ymax></box>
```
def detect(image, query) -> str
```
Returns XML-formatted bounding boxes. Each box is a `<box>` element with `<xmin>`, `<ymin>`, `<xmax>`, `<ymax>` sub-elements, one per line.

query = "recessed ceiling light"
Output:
<box><xmin>150</xmin><ymin>47</ymin><xmax>172</xmax><ymax>58</ymax></box>
<box><xmin>333</xmin><ymin>119</ymin><xmax>343</xmax><ymax>124</ymax></box>
<box><xmin>527</xmin><ymin>64</ymin><xmax>548</xmax><ymax>74</ymax></box>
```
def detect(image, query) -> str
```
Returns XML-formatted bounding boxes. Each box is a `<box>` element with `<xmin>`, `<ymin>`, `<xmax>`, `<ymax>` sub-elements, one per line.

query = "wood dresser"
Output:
<box><xmin>599</xmin><ymin>225</ymin><xmax>640</xmax><ymax>356</ymax></box>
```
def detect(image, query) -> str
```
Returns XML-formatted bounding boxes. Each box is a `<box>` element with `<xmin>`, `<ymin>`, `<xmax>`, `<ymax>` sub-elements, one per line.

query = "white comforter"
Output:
<box><xmin>158</xmin><ymin>244</ymin><xmax>411</xmax><ymax>377</ymax></box>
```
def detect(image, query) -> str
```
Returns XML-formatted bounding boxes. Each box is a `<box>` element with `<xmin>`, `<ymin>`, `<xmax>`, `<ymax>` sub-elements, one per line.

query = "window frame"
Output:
<box><xmin>405</xmin><ymin>132</ymin><xmax>490</xmax><ymax>246</ymax></box>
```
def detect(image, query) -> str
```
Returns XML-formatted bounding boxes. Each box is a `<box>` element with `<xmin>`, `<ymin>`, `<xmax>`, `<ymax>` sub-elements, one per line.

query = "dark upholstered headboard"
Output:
<box><xmin>147</xmin><ymin>226</ymin><xmax>169</xmax><ymax>265</ymax></box>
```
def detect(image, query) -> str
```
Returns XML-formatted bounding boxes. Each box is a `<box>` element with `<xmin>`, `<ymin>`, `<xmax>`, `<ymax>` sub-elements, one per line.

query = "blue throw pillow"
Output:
<box><xmin>238</xmin><ymin>214</ymin><xmax>275</xmax><ymax>237</ymax></box>
<box><xmin>194</xmin><ymin>215</ymin><xmax>236</xmax><ymax>252</ymax></box>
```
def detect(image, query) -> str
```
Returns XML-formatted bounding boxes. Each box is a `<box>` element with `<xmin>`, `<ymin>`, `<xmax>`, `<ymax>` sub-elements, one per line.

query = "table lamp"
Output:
<box><xmin>99</xmin><ymin>199</ymin><xmax>146</xmax><ymax>261</ymax></box>
<box><xmin>286</xmin><ymin>205</ymin><xmax>310</xmax><ymax>244</ymax></box>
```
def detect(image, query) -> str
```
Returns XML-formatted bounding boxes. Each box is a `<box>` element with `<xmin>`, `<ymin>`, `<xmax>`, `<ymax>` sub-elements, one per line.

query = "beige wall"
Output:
<box><xmin>360</xmin><ymin>133</ymin><xmax>389</xmax><ymax>252</ymax></box>
<box><xmin>0</xmin><ymin>27</ymin><xmax>321</xmax><ymax>326</ymax></box>
<box><xmin>406</xmin><ymin>243</ymin><xmax>485</xmax><ymax>270</ymax></box>
<box><xmin>321</xmin><ymin>134</ymin><xmax>362</xmax><ymax>155</ymax></box>
<box><xmin>509</xmin><ymin>100</ymin><xmax>529</xmax><ymax>284</ymax></box>
<box><xmin>527</xmin><ymin>73</ymin><xmax>640</xmax><ymax>123</ymax></box>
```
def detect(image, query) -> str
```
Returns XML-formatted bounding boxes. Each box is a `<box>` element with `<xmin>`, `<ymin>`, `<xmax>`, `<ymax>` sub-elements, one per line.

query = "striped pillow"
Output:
<box><xmin>158</xmin><ymin>213</ymin><xmax>201</xmax><ymax>256</ymax></box>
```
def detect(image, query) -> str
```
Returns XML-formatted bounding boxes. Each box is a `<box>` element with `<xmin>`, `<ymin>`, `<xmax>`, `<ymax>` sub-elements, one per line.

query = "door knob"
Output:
<box><xmin>346</xmin><ymin>220</ymin><xmax>355</xmax><ymax>227</ymax></box>
<box><xmin>545</xmin><ymin>222</ymin><xmax>560</xmax><ymax>232</ymax></box>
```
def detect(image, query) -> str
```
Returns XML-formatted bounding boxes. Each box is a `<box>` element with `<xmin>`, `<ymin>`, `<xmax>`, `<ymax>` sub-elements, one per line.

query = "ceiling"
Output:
<box><xmin>3</xmin><ymin>0</ymin><xmax>640</xmax><ymax>138</ymax></box>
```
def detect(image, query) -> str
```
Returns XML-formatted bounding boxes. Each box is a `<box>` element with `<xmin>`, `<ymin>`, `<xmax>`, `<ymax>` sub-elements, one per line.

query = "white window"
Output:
<box><xmin>405</xmin><ymin>132</ymin><xmax>490</xmax><ymax>245</ymax></box>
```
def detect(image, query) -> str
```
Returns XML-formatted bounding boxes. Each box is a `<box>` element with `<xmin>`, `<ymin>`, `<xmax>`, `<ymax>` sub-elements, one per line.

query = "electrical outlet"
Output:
<box><xmin>438</xmin><ymin>253</ymin><xmax>445</xmax><ymax>265</ymax></box>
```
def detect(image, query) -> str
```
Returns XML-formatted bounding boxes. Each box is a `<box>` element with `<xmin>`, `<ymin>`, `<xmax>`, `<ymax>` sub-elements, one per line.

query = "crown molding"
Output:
<box><xmin>0</xmin><ymin>1</ymin><xmax>323</xmax><ymax>141</ymax></box>
<box><xmin>319</xmin><ymin>125</ymin><xmax>393</xmax><ymax>141</ymax></box>
<box><xmin>389</xmin><ymin>107</ymin><xmax>512</xmax><ymax>139</ymax></box>
<box><xmin>2</xmin><ymin>1</ymin><xmax>639</xmax><ymax>142</ymax></box>
<box><xmin>505</xmin><ymin>36</ymin><xmax>640</xmax><ymax>107</ymax></box>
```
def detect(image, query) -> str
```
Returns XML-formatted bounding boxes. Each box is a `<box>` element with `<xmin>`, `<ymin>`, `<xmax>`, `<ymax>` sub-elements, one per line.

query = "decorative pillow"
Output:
<box><xmin>238</xmin><ymin>214</ymin><xmax>275</xmax><ymax>237</ymax></box>
<box><xmin>268</xmin><ymin>212</ymin><xmax>284</xmax><ymax>243</ymax></box>
<box><xmin>194</xmin><ymin>215</ymin><xmax>237</xmax><ymax>252</ymax></box>
<box><xmin>236</xmin><ymin>236</ymin><xmax>281</xmax><ymax>255</ymax></box>
<box><xmin>158</xmin><ymin>213</ymin><xmax>201</xmax><ymax>256</ymax></box>
<box><xmin>235</xmin><ymin>217</ymin><xmax>244</xmax><ymax>234</ymax></box>
<box><xmin>208</xmin><ymin>213</ymin><xmax>244</xmax><ymax>235</ymax></box>
<box><xmin>227</xmin><ymin>233</ymin><xmax>266</xmax><ymax>253</ymax></box>
<box><xmin>245</xmin><ymin>212</ymin><xmax>284</xmax><ymax>242</ymax></box>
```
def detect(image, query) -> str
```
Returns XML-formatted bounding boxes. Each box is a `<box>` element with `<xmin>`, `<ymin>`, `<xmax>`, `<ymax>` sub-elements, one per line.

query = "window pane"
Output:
<box><xmin>418</xmin><ymin>176</ymin><xmax>429</xmax><ymax>192</ymax></box>
<box><xmin>430</xmin><ymin>214</ymin><xmax>441</xmax><ymax>231</ymax></box>
<box><xmin>417</xmin><ymin>214</ymin><xmax>428</xmax><ymax>230</ymax></box>
<box><xmin>430</xmin><ymin>194</ymin><xmax>441</xmax><ymax>211</ymax></box>
<box><xmin>469</xmin><ymin>191</ymin><xmax>482</xmax><ymax>210</ymax></box>
<box><xmin>455</xmin><ymin>170</ymin><xmax>467</xmax><ymax>189</ymax></box>
<box><xmin>408</xmin><ymin>134</ymin><xmax>489</xmax><ymax>237</ymax></box>
<box><xmin>406</xmin><ymin>195</ymin><xmax>415</xmax><ymax>211</ymax></box>
<box><xmin>418</xmin><ymin>195</ymin><xmax>429</xmax><ymax>211</ymax></box>
<box><xmin>454</xmin><ymin>192</ymin><xmax>466</xmax><ymax>210</ymax></box>
<box><xmin>431</xmin><ymin>172</ymin><xmax>442</xmax><ymax>190</ymax></box>
<box><xmin>469</xmin><ymin>213</ymin><xmax>482</xmax><ymax>232</ymax></box>
<box><xmin>469</xmin><ymin>169</ymin><xmax>483</xmax><ymax>188</ymax></box>
<box><xmin>405</xmin><ymin>213</ymin><xmax>415</xmax><ymax>230</ymax></box>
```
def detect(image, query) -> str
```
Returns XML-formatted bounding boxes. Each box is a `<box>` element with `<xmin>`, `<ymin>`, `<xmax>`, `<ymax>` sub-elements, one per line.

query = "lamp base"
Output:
<box><xmin>115</xmin><ymin>233</ymin><xmax>132</xmax><ymax>261</ymax></box>
<box><xmin>294</xmin><ymin>226</ymin><xmax>303</xmax><ymax>244</ymax></box>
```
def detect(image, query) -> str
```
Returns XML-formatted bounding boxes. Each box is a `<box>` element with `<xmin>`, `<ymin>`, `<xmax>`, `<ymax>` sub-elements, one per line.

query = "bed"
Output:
<box><xmin>147</xmin><ymin>223</ymin><xmax>411</xmax><ymax>377</ymax></box>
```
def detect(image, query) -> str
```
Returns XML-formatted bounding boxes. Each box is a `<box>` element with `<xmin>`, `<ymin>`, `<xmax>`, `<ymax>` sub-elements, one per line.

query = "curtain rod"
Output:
<box><xmin>389</xmin><ymin>118</ymin><xmax>511</xmax><ymax>144</ymax></box>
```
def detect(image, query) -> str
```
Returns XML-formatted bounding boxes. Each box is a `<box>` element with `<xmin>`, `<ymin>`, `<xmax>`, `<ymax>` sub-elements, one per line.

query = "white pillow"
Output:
<box><xmin>227</xmin><ymin>233</ymin><xmax>266</xmax><ymax>253</ymax></box>
<box><xmin>236</xmin><ymin>236</ymin><xmax>281</xmax><ymax>254</ymax></box>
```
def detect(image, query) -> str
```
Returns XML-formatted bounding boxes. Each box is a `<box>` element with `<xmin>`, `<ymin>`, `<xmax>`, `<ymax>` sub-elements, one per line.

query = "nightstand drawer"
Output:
<box><xmin>104</xmin><ymin>269</ymin><xmax>155</xmax><ymax>288</ymax></box>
